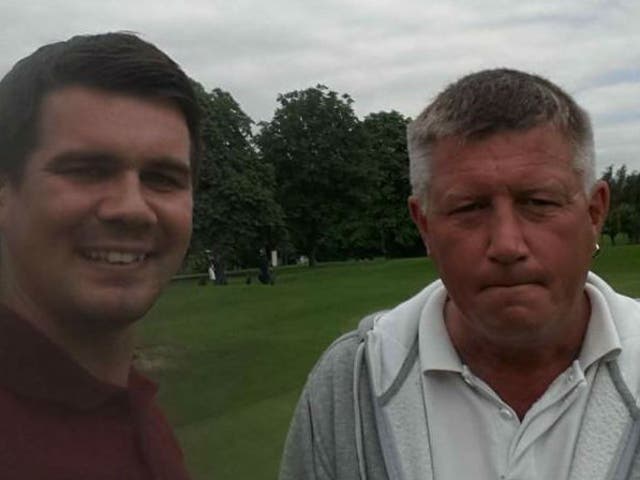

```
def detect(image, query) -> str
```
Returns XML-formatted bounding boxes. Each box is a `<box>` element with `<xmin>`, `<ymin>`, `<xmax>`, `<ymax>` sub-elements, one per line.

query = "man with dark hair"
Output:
<box><xmin>0</xmin><ymin>32</ymin><xmax>199</xmax><ymax>478</ymax></box>
<box><xmin>280</xmin><ymin>69</ymin><xmax>640</xmax><ymax>479</ymax></box>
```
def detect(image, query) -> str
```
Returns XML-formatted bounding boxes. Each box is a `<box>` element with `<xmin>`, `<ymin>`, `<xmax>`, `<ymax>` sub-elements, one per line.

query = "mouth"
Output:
<box><xmin>482</xmin><ymin>279</ymin><xmax>543</xmax><ymax>290</ymax></box>
<box><xmin>81</xmin><ymin>250</ymin><xmax>149</xmax><ymax>266</ymax></box>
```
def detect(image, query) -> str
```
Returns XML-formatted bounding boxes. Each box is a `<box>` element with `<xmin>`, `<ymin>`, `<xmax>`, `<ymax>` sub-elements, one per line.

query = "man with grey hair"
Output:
<box><xmin>280</xmin><ymin>68</ymin><xmax>640</xmax><ymax>480</ymax></box>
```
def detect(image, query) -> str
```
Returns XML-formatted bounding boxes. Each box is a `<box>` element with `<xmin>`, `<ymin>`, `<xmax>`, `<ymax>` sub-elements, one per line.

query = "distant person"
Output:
<box><xmin>212</xmin><ymin>256</ymin><xmax>228</xmax><ymax>285</ymax></box>
<box><xmin>280</xmin><ymin>69</ymin><xmax>640</xmax><ymax>479</ymax></box>
<box><xmin>258</xmin><ymin>249</ymin><xmax>274</xmax><ymax>285</ymax></box>
<box><xmin>0</xmin><ymin>32</ymin><xmax>200</xmax><ymax>478</ymax></box>
<box><xmin>208</xmin><ymin>259</ymin><xmax>217</xmax><ymax>282</ymax></box>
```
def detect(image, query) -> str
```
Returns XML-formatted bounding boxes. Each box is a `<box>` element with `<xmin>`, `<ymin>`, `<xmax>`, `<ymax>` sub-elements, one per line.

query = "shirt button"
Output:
<box><xmin>499</xmin><ymin>408</ymin><xmax>513</xmax><ymax>420</ymax></box>
<box><xmin>567</xmin><ymin>373</ymin><xmax>575</xmax><ymax>382</ymax></box>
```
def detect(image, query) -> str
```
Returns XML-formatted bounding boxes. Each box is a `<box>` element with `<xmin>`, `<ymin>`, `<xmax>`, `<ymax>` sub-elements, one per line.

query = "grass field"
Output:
<box><xmin>137</xmin><ymin>245</ymin><xmax>640</xmax><ymax>480</ymax></box>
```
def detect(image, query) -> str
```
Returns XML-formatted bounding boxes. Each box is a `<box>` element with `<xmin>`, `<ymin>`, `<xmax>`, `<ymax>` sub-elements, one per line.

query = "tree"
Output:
<box><xmin>256</xmin><ymin>85</ymin><xmax>367</xmax><ymax>265</ymax></box>
<box><xmin>191</xmin><ymin>82</ymin><xmax>284</xmax><ymax>278</ymax></box>
<box><xmin>602</xmin><ymin>165</ymin><xmax>640</xmax><ymax>245</ymax></box>
<box><xmin>602</xmin><ymin>165</ymin><xmax>627</xmax><ymax>245</ymax></box>
<box><xmin>359</xmin><ymin>111</ymin><xmax>422</xmax><ymax>258</ymax></box>
<box><xmin>620</xmin><ymin>169</ymin><xmax>640</xmax><ymax>243</ymax></box>
<box><xmin>619</xmin><ymin>202</ymin><xmax>640</xmax><ymax>244</ymax></box>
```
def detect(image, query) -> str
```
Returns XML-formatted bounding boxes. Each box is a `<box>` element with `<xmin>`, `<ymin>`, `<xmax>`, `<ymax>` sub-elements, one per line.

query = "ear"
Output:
<box><xmin>587</xmin><ymin>180</ymin><xmax>610</xmax><ymax>236</ymax></box>
<box><xmin>408</xmin><ymin>195</ymin><xmax>430</xmax><ymax>253</ymax></box>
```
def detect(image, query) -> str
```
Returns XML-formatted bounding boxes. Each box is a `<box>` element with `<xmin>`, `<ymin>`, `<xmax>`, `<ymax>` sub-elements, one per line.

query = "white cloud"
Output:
<box><xmin>1</xmin><ymin>0</ymin><xmax>638</xmax><ymax>172</ymax></box>
<box><xmin>596</xmin><ymin>119</ymin><xmax>640</xmax><ymax>173</ymax></box>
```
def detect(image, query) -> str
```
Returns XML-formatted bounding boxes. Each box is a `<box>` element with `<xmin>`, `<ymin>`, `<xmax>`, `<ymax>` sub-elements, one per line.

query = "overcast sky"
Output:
<box><xmin>2</xmin><ymin>0</ymin><xmax>639</xmax><ymax>174</ymax></box>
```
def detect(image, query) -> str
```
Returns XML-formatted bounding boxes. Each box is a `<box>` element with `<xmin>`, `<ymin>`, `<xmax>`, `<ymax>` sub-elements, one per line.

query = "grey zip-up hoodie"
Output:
<box><xmin>279</xmin><ymin>273</ymin><xmax>640</xmax><ymax>480</ymax></box>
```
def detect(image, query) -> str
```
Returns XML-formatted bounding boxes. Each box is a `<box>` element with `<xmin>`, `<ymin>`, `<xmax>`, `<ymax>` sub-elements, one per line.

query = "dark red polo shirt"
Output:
<box><xmin>0</xmin><ymin>304</ymin><xmax>190</xmax><ymax>480</ymax></box>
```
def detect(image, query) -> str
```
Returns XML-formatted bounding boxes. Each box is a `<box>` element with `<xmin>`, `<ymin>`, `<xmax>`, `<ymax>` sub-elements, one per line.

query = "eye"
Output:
<box><xmin>141</xmin><ymin>170</ymin><xmax>188</xmax><ymax>191</ymax></box>
<box><xmin>524</xmin><ymin>197</ymin><xmax>559</xmax><ymax>207</ymax></box>
<box><xmin>46</xmin><ymin>153</ymin><xmax>117</xmax><ymax>182</ymax></box>
<box><xmin>451</xmin><ymin>202</ymin><xmax>486</xmax><ymax>214</ymax></box>
<box><xmin>57</xmin><ymin>165</ymin><xmax>112</xmax><ymax>181</ymax></box>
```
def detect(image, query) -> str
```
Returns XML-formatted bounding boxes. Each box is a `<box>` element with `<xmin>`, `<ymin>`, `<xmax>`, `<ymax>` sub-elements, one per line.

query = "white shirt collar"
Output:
<box><xmin>418</xmin><ymin>285</ymin><xmax>462</xmax><ymax>374</ymax></box>
<box><xmin>578</xmin><ymin>283</ymin><xmax>621</xmax><ymax>368</ymax></box>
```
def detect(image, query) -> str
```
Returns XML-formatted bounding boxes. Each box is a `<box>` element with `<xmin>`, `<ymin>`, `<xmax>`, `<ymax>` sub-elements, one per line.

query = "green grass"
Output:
<box><xmin>591</xmin><ymin>244</ymin><xmax>640</xmax><ymax>295</ymax></box>
<box><xmin>136</xmin><ymin>246</ymin><xmax>640</xmax><ymax>479</ymax></box>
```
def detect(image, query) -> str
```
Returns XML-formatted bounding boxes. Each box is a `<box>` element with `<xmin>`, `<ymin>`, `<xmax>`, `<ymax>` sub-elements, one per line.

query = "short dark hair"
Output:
<box><xmin>0</xmin><ymin>32</ymin><xmax>202</xmax><ymax>183</ymax></box>
<box><xmin>408</xmin><ymin>68</ymin><xmax>594</xmax><ymax>208</ymax></box>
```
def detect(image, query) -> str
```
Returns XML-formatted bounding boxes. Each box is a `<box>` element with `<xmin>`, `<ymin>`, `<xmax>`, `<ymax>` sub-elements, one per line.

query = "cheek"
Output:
<box><xmin>30</xmin><ymin>182</ymin><xmax>100</xmax><ymax>225</ymax></box>
<box><xmin>162</xmin><ymin>200</ymin><xmax>193</xmax><ymax>245</ymax></box>
<box><xmin>429</xmin><ymin>228</ymin><xmax>484</xmax><ymax>265</ymax></box>
<box><xmin>531</xmin><ymin>216</ymin><xmax>594</xmax><ymax>258</ymax></box>
<box><xmin>6</xmin><ymin>193</ymin><xmax>82</xmax><ymax>240</ymax></box>
<box><xmin>428</xmin><ymin>237</ymin><xmax>483</xmax><ymax>291</ymax></box>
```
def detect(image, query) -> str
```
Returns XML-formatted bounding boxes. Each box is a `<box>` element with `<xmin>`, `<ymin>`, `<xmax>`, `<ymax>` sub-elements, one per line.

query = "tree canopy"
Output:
<box><xmin>256</xmin><ymin>85</ymin><xmax>368</xmax><ymax>265</ymax></box>
<box><xmin>602</xmin><ymin>165</ymin><xmax>640</xmax><ymax>244</ymax></box>
<box><xmin>360</xmin><ymin>111</ymin><xmax>423</xmax><ymax>258</ymax></box>
<box><xmin>191</xmin><ymin>82</ymin><xmax>283</xmax><ymax>275</ymax></box>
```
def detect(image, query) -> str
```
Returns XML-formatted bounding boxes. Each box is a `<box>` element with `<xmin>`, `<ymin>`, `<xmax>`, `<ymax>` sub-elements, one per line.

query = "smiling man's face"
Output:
<box><xmin>0</xmin><ymin>86</ymin><xmax>193</xmax><ymax>334</ymax></box>
<box><xmin>409</xmin><ymin>124</ymin><xmax>609</xmax><ymax>347</ymax></box>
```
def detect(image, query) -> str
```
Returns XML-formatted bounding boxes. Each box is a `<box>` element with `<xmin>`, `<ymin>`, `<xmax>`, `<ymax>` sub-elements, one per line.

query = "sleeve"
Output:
<box><xmin>278</xmin><ymin>387</ymin><xmax>335</xmax><ymax>480</ymax></box>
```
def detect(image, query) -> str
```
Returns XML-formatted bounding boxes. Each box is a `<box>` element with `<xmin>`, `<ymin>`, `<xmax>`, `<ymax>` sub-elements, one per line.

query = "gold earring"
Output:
<box><xmin>592</xmin><ymin>242</ymin><xmax>601</xmax><ymax>258</ymax></box>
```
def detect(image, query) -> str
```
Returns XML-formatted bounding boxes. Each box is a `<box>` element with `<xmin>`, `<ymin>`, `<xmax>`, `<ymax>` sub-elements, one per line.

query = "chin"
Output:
<box><xmin>71</xmin><ymin>291</ymin><xmax>159</xmax><ymax>331</ymax></box>
<box><xmin>487</xmin><ymin>309</ymin><xmax>561</xmax><ymax>341</ymax></box>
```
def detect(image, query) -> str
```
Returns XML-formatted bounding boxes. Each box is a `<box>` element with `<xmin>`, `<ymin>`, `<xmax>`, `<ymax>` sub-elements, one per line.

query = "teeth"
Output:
<box><xmin>86</xmin><ymin>251</ymin><xmax>146</xmax><ymax>264</ymax></box>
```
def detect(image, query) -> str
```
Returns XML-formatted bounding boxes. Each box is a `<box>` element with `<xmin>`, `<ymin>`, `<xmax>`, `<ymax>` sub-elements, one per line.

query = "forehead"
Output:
<box><xmin>429</xmin><ymin>125</ymin><xmax>579</xmax><ymax>192</ymax></box>
<box><xmin>32</xmin><ymin>86</ymin><xmax>191</xmax><ymax>166</ymax></box>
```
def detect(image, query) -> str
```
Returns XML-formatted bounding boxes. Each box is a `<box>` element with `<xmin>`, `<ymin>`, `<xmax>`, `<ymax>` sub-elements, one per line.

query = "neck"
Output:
<box><xmin>445</xmin><ymin>295</ymin><xmax>590</xmax><ymax>418</ymax></box>
<box><xmin>56</xmin><ymin>327</ymin><xmax>136</xmax><ymax>386</ymax></box>
<box><xmin>1</xmin><ymin>292</ymin><xmax>135</xmax><ymax>387</ymax></box>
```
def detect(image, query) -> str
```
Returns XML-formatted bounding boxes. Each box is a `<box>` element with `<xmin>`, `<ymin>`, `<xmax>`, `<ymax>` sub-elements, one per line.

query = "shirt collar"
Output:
<box><xmin>578</xmin><ymin>283</ymin><xmax>622</xmax><ymax>369</ymax></box>
<box><xmin>0</xmin><ymin>303</ymin><xmax>157</xmax><ymax>410</ymax></box>
<box><xmin>419</xmin><ymin>286</ymin><xmax>463</xmax><ymax>374</ymax></box>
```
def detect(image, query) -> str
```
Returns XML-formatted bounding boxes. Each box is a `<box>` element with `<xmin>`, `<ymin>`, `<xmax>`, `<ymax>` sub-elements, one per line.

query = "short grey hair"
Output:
<box><xmin>408</xmin><ymin>68</ymin><xmax>595</xmax><ymax>211</ymax></box>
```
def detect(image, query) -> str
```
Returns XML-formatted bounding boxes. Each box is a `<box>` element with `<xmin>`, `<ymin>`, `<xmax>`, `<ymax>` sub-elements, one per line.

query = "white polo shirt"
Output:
<box><xmin>419</xmin><ymin>284</ymin><xmax>621</xmax><ymax>480</ymax></box>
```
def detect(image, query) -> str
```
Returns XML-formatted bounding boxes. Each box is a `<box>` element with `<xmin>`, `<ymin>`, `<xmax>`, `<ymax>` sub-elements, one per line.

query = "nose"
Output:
<box><xmin>97</xmin><ymin>173</ymin><xmax>157</xmax><ymax>229</ymax></box>
<box><xmin>486</xmin><ymin>203</ymin><xmax>528</xmax><ymax>264</ymax></box>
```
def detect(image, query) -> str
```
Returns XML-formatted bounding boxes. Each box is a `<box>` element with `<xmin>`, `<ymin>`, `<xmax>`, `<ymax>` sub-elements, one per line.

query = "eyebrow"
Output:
<box><xmin>46</xmin><ymin>150</ymin><xmax>116</xmax><ymax>166</ymax></box>
<box><xmin>438</xmin><ymin>191</ymin><xmax>479</xmax><ymax>204</ymax></box>
<box><xmin>144</xmin><ymin>158</ymin><xmax>192</xmax><ymax>177</ymax></box>
<box><xmin>436</xmin><ymin>178</ymin><xmax>573</xmax><ymax>204</ymax></box>
<box><xmin>46</xmin><ymin>150</ymin><xmax>191</xmax><ymax>176</ymax></box>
